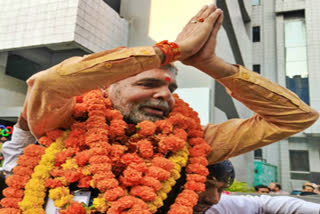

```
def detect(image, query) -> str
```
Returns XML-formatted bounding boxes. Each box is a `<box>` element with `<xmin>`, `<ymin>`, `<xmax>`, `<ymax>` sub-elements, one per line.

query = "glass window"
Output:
<box><xmin>289</xmin><ymin>150</ymin><xmax>310</xmax><ymax>172</ymax></box>
<box><xmin>254</xmin><ymin>149</ymin><xmax>262</xmax><ymax>159</ymax></box>
<box><xmin>253</xmin><ymin>64</ymin><xmax>261</xmax><ymax>74</ymax></box>
<box><xmin>252</xmin><ymin>26</ymin><xmax>260</xmax><ymax>42</ymax></box>
<box><xmin>284</xmin><ymin>18</ymin><xmax>309</xmax><ymax>104</ymax></box>
<box><xmin>252</xmin><ymin>0</ymin><xmax>260</xmax><ymax>6</ymax></box>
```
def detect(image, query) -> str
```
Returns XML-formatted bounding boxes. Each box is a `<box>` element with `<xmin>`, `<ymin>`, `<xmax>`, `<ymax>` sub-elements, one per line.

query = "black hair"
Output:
<box><xmin>207</xmin><ymin>160</ymin><xmax>235</xmax><ymax>186</ymax></box>
<box><xmin>275</xmin><ymin>183</ymin><xmax>282</xmax><ymax>190</ymax></box>
<box><xmin>254</xmin><ymin>185</ymin><xmax>269</xmax><ymax>191</ymax></box>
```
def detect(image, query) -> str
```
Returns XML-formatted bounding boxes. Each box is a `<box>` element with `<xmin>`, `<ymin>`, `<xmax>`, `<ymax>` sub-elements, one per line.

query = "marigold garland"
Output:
<box><xmin>0</xmin><ymin>90</ymin><xmax>211</xmax><ymax>214</ymax></box>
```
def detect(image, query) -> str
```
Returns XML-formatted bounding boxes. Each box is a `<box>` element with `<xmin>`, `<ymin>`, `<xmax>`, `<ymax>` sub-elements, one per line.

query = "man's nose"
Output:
<box><xmin>152</xmin><ymin>87</ymin><xmax>172</xmax><ymax>101</ymax></box>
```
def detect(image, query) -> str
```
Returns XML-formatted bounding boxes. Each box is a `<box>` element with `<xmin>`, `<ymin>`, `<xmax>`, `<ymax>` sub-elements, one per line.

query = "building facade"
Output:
<box><xmin>251</xmin><ymin>0</ymin><xmax>320</xmax><ymax>191</ymax></box>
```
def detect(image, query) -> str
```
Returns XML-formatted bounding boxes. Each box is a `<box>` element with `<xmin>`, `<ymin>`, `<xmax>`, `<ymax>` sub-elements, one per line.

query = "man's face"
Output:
<box><xmin>268</xmin><ymin>183</ymin><xmax>277</xmax><ymax>192</ymax></box>
<box><xmin>107</xmin><ymin>68</ymin><xmax>177</xmax><ymax>124</ymax></box>
<box><xmin>193</xmin><ymin>179</ymin><xmax>228</xmax><ymax>214</ymax></box>
<box><xmin>303</xmin><ymin>185</ymin><xmax>315</xmax><ymax>192</ymax></box>
<box><xmin>256</xmin><ymin>187</ymin><xmax>270</xmax><ymax>194</ymax></box>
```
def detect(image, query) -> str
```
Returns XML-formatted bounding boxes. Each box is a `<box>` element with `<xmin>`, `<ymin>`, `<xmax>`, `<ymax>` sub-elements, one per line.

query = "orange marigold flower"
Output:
<box><xmin>96</xmin><ymin>178</ymin><xmax>119</xmax><ymax>192</ymax></box>
<box><xmin>77</xmin><ymin>176</ymin><xmax>91</xmax><ymax>188</ymax></box>
<box><xmin>46</xmin><ymin>129</ymin><xmax>64</xmax><ymax>141</ymax></box>
<box><xmin>86</xmin><ymin>128</ymin><xmax>109</xmax><ymax>144</ymax></box>
<box><xmin>65</xmin><ymin>201</ymin><xmax>86</xmax><ymax>214</ymax></box>
<box><xmin>75</xmin><ymin>95</ymin><xmax>83</xmax><ymax>103</ymax></box>
<box><xmin>168</xmin><ymin>204</ymin><xmax>192</xmax><ymax>214</ymax></box>
<box><xmin>0</xmin><ymin>208</ymin><xmax>21</xmax><ymax>214</ymax></box>
<box><xmin>159</xmin><ymin>135</ymin><xmax>185</xmax><ymax>153</ymax></box>
<box><xmin>88</xmin><ymin>103</ymin><xmax>106</xmax><ymax>112</ymax></box>
<box><xmin>186</xmin><ymin>163</ymin><xmax>209</xmax><ymax>177</ymax></box>
<box><xmin>137</xmin><ymin>139</ymin><xmax>153</xmax><ymax>158</ymax></box>
<box><xmin>38</xmin><ymin>136</ymin><xmax>53</xmax><ymax>147</ymax></box>
<box><xmin>75</xmin><ymin>150</ymin><xmax>91</xmax><ymax>167</ymax></box>
<box><xmin>64</xmin><ymin>130</ymin><xmax>86</xmax><ymax>148</ymax></box>
<box><xmin>103</xmin><ymin>187</ymin><xmax>124</xmax><ymax>201</ymax></box>
<box><xmin>121</xmin><ymin>153</ymin><xmax>143</xmax><ymax>165</ymax></box>
<box><xmin>155</xmin><ymin>120</ymin><xmax>173</xmax><ymax>134</ymax></box>
<box><xmin>188</xmin><ymin>137</ymin><xmax>207</xmax><ymax>146</ymax></box>
<box><xmin>92</xmin><ymin>171</ymin><xmax>115</xmax><ymax>182</ymax></box>
<box><xmin>0</xmin><ymin>198</ymin><xmax>21</xmax><ymax>209</ymax></box>
<box><xmin>90</xmin><ymin>147</ymin><xmax>109</xmax><ymax>156</ymax></box>
<box><xmin>104</xmin><ymin>97</ymin><xmax>113</xmax><ymax>109</ymax></box>
<box><xmin>83</xmin><ymin>90</ymin><xmax>104</xmax><ymax>104</ymax></box>
<box><xmin>16</xmin><ymin>155</ymin><xmax>41</xmax><ymax>168</ymax></box>
<box><xmin>86</xmin><ymin>115</ymin><xmax>106</xmax><ymax>129</ymax></box>
<box><xmin>45</xmin><ymin>179</ymin><xmax>64</xmax><ymax>188</ymax></box>
<box><xmin>189</xmin><ymin>156</ymin><xmax>208</xmax><ymax>166</ymax></box>
<box><xmin>50</xmin><ymin>167</ymin><xmax>65</xmax><ymax>177</ymax></box>
<box><xmin>71</xmin><ymin>121</ymin><xmax>86</xmax><ymax>130</ymax></box>
<box><xmin>146</xmin><ymin>166</ymin><xmax>170</xmax><ymax>181</ymax></box>
<box><xmin>130</xmin><ymin>185</ymin><xmax>156</xmax><ymax>201</ymax></box>
<box><xmin>88</xmin><ymin>163</ymin><xmax>112</xmax><ymax>174</ymax></box>
<box><xmin>168</xmin><ymin>113</ymin><xmax>190</xmax><ymax>130</ymax></box>
<box><xmin>65</xmin><ymin>170</ymin><xmax>83</xmax><ymax>183</ymax></box>
<box><xmin>23</xmin><ymin>144</ymin><xmax>45</xmax><ymax>157</ymax></box>
<box><xmin>137</xmin><ymin>120</ymin><xmax>157</xmax><ymax>137</ymax></box>
<box><xmin>186</xmin><ymin>174</ymin><xmax>206</xmax><ymax>183</ymax></box>
<box><xmin>107</xmin><ymin>196</ymin><xmax>148</xmax><ymax>213</ymax></box>
<box><xmin>12</xmin><ymin>166</ymin><xmax>33</xmax><ymax>177</ymax></box>
<box><xmin>55</xmin><ymin>148</ymin><xmax>77</xmax><ymax>166</ymax></box>
<box><xmin>128</xmin><ymin>162</ymin><xmax>147</xmax><ymax>173</ymax></box>
<box><xmin>173</xmin><ymin>128</ymin><xmax>188</xmax><ymax>141</ymax></box>
<box><xmin>151</xmin><ymin>157</ymin><xmax>174</xmax><ymax>172</ymax></box>
<box><xmin>2</xmin><ymin>187</ymin><xmax>24</xmax><ymax>198</ymax></box>
<box><xmin>109</xmin><ymin>144</ymin><xmax>127</xmax><ymax>162</ymax></box>
<box><xmin>187</xmin><ymin>129</ymin><xmax>204</xmax><ymax>138</ymax></box>
<box><xmin>122</xmin><ymin>167</ymin><xmax>143</xmax><ymax>184</ymax></box>
<box><xmin>109</xmin><ymin>120</ymin><xmax>127</xmax><ymax>138</ymax></box>
<box><xmin>184</xmin><ymin>181</ymin><xmax>205</xmax><ymax>192</ymax></box>
<box><xmin>177</xmin><ymin>189</ymin><xmax>199</xmax><ymax>206</ymax></box>
<box><xmin>140</xmin><ymin>176</ymin><xmax>161</xmax><ymax>191</ymax></box>
<box><xmin>89</xmin><ymin>155</ymin><xmax>111</xmax><ymax>165</ymax></box>
<box><xmin>105</xmin><ymin>109</ymin><xmax>123</xmax><ymax>121</ymax></box>
<box><xmin>188</xmin><ymin>143</ymin><xmax>211</xmax><ymax>157</ymax></box>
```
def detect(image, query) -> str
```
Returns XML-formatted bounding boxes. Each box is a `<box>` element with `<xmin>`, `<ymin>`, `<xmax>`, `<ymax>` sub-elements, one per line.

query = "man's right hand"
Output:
<box><xmin>174</xmin><ymin>4</ymin><xmax>223</xmax><ymax>61</ymax></box>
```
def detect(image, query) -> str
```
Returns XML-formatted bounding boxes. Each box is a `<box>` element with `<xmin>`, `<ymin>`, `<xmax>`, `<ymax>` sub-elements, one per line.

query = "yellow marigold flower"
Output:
<box><xmin>49</xmin><ymin>187</ymin><xmax>70</xmax><ymax>200</ymax></box>
<box><xmin>24</xmin><ymin>179</ymin><xmax>46</xmax><ymax>192</ymax></box>
<box><xmin>171</xmin><ymin>169</ymin><xmax>181</xmax><ymax>180</ymax></box>
<box><xmin>82</xmin><ymin>165</ymin><xmax>91</xmax><ymax>175</ymax></box>
<box><xmin>161</xmin><ymin>182</ymin><xmax>172</xmax><ymax>194</ymax></box>
<box><xmin>23</xmin><ymin>208</ymin><xmax>45</xmax><ymax>214</ymax></box>
<box><xmin>56</xmin><ymin>176</ymin><xmax>68</xmax><ymax>185</ymax></box>
<box><xmin>173</xmin><ymin>164</ymin><xmax>181</xmax><ymax>172</ymax></box>
<box><xmin>24</xmin><ymin>189</ymin><xmax>46</xmax><ymax>198</ymax></box>
<box><xmin>92</xmin><ymin>196</ymin><xmax>108</xmax><ymax>213</ymax></box>
<box><xmin>167</xmin><ymin>177</ymin><xmax>176</xmax><ymax>186</ymax></box>
<box><xmin>147</xmin><ymin>203</ymin><xmax>158</xmax><ymax>213</ymax></box>
<box><xmin>19</xmin><ymin>196</ymin><xmax>45</xmax><ymax>210</ymax></box>
<box><xmin>61</xmin><ymin>158</ymin><xmax>78</xmax><ymax>170</ymax></box>
<box><xmin>157</xmin><ymin>191</ymin><xmax>167</xmax><ymax>200</ymax></box>
<box><xmin>54</xmin><ymin>195</ymin><xmax>73</xmax><ymax>208</ymax></box>
<box><xmin>152</xmin><ymin>196</ymin><xmax>164</xmax><ymax>208</ymax></box>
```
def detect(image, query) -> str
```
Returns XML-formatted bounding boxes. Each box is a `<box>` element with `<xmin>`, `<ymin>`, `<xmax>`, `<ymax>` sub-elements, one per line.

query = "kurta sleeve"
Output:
<box><xmin>23</xmin><ymin>46</ymin><xmax>161</xmax><ymax>138</ymax></box>
<box><xmin>204</xmin><ymin>65</ymin><xmax>319</xmax><ymax>164</ymax></box>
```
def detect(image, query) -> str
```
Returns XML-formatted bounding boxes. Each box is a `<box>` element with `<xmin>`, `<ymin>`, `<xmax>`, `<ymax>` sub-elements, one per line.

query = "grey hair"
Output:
<box><xmin>160</xmin><ymin>63</ymin><xmax>178</xmax><ymax>75</ymax></box>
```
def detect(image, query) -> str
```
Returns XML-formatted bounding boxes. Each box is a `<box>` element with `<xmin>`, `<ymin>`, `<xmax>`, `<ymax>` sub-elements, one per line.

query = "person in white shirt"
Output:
<box><xmin>192</xmin><ymin>160</ymin><xmax>320</xmax><ymax>214</ymax></box>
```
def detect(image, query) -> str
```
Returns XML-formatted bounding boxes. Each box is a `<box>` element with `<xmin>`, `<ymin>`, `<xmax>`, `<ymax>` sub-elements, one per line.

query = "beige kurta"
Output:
<box><xmin>23</xmin><ymin>47</ymin><xmax>319</xmax><ymax>164</ymax></box>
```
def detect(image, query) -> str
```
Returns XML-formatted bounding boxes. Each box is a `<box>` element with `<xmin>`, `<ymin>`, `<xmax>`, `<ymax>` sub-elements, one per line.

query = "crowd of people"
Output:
<box><xmin>254</xmin><ymin>182</ymin><xmax>320</xmax><ymax>196</ymax></box>
<box><xmin>0</xmin><ymin>2</ymin><xmax>319</xmax><ymax>214</ymax></box>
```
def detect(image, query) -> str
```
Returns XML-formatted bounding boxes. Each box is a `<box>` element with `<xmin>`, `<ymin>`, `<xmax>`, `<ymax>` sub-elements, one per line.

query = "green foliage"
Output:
<box><xmin>226</xmin><ymin>179</ymin><xmax>255</xmax><ymax>193</ymax></box>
